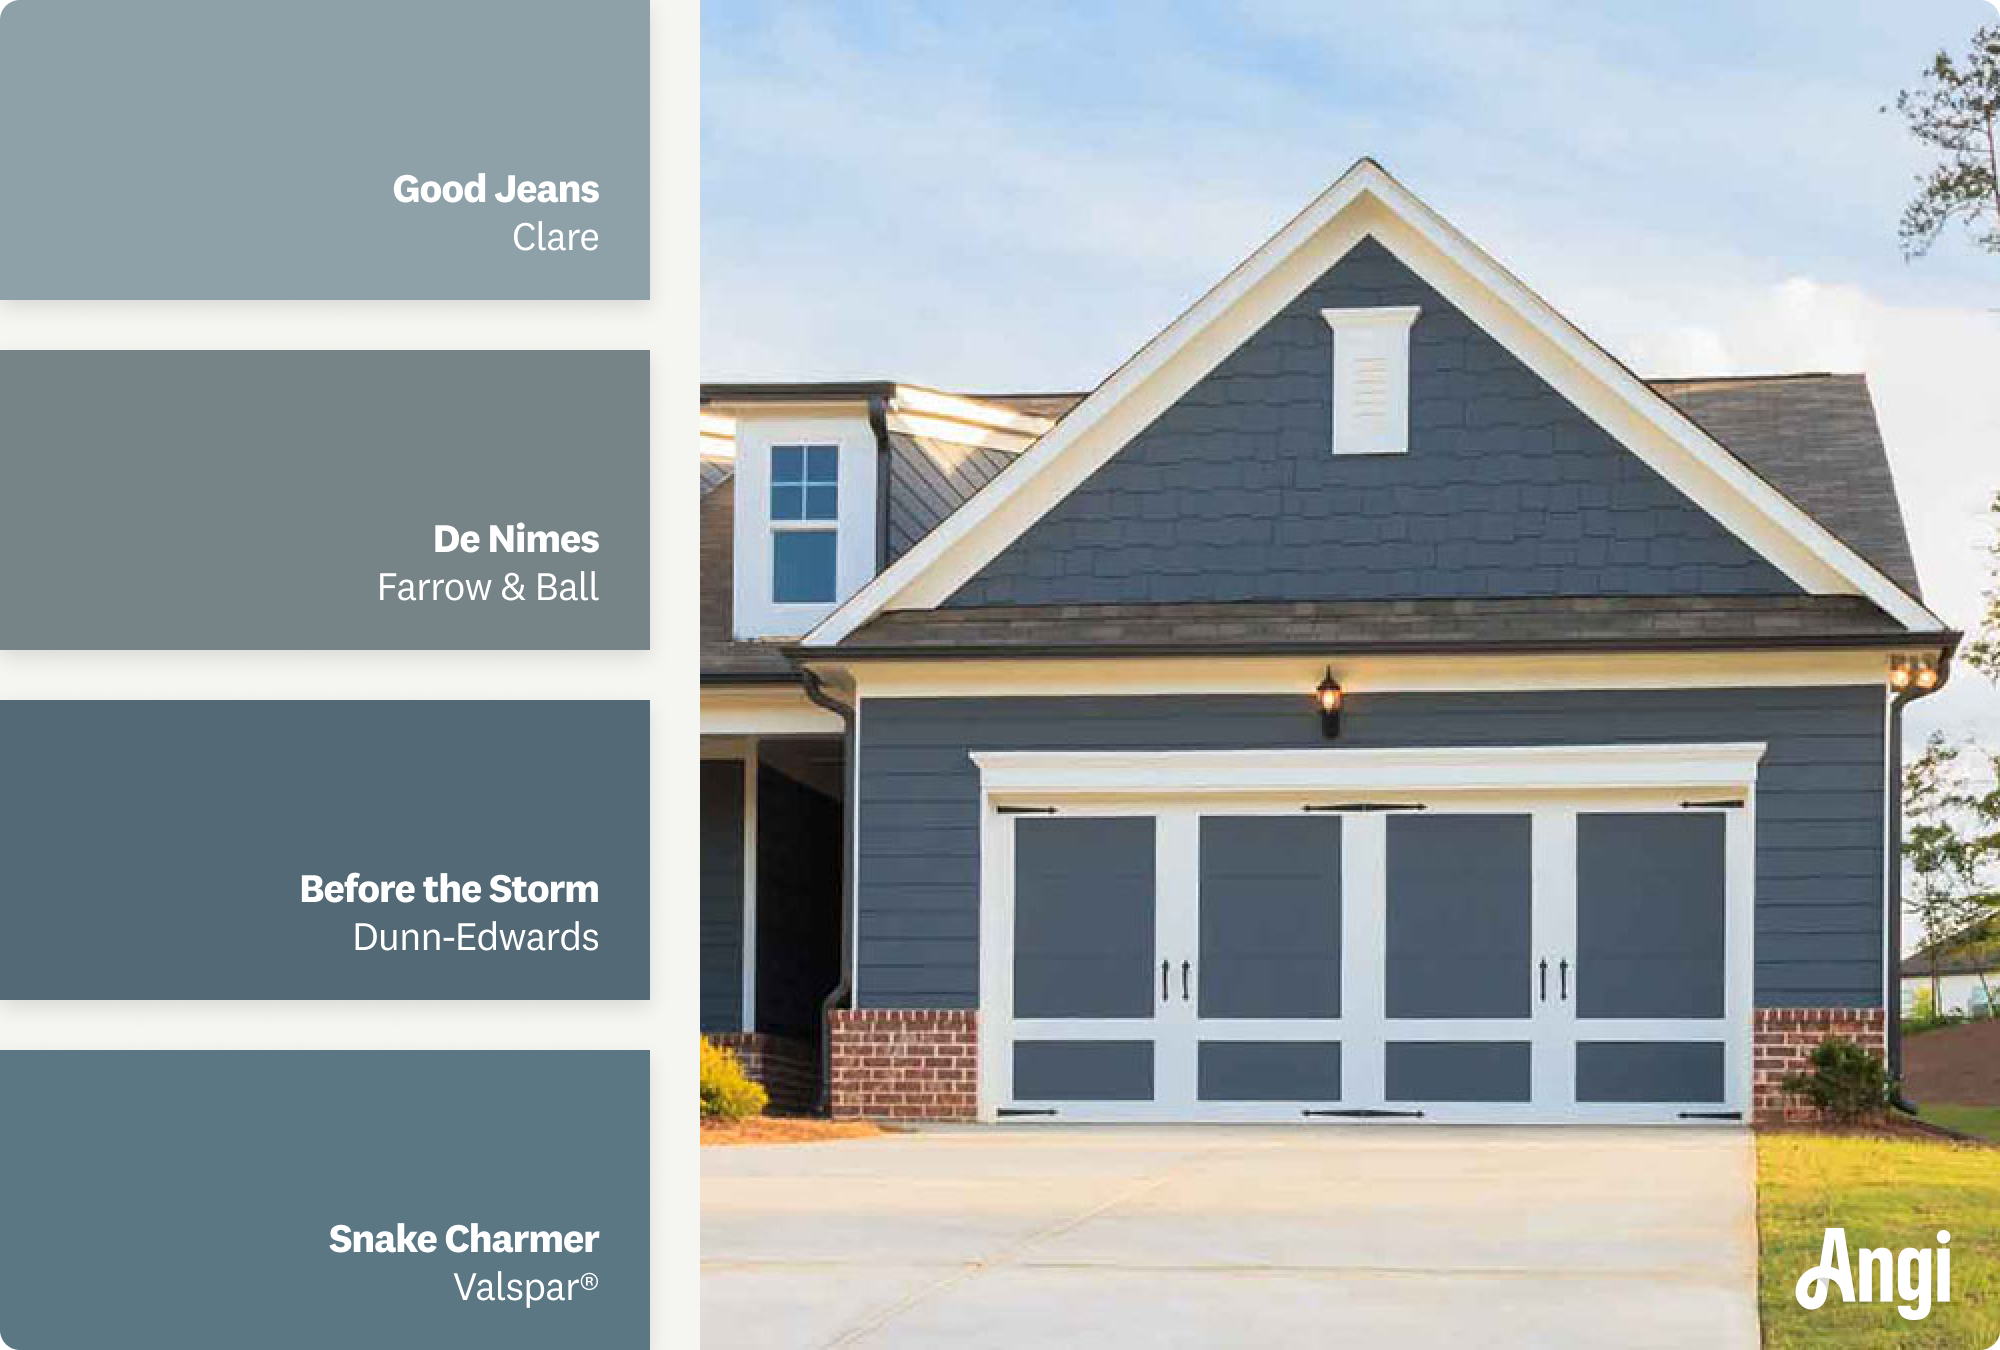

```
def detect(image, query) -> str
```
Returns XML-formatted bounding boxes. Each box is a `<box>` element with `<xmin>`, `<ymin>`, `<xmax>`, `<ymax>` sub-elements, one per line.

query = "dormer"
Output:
<box><xmin>700</xmin><ymin>384</ymin><xmax>1057</xmax><ymax>641</ymax></box>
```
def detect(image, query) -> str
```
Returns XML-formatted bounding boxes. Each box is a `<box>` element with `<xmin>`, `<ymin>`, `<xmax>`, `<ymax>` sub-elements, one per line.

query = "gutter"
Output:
<box><xmin>1889</xmin><ymin>648</ymin><xmax>1952</xmax><ymax>1103</ymax></box>
<box><xmin>800</xmin><ymin>669</ymin><xmax>857</xmax><ymax>1115</ymax></box>
<box><xmin>868</xmin><ymin>392</ymin><xmax>893</xmax><ymax>573</ymax></box>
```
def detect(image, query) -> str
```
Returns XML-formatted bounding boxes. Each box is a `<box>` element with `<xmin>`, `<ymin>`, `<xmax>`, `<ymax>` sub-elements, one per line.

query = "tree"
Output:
<box><xmin>1964</xmin><ymin>490</ymin><xmax>2000</xmax><ymax>679</ymax></box>
<box><xmin>1888</xmin><ymin>24</ymin><xmax>2000</xmax><ymax>258</ymax></box>
<box><xmin>1904</xmin><ymin>732</ymin><xmax>2000</xmax><ymax>1013</ymax></box>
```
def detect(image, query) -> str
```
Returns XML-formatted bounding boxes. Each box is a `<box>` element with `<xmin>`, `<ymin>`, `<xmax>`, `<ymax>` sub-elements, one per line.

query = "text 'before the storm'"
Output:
<box><xmin>302</xmin><ymin>873</ymin><xmax>603</xmax><ymax>955</ymax></box>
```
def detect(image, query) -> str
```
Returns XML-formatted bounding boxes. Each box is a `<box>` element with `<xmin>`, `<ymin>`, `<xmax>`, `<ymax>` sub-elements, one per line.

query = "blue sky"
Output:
<box><xmin>703</xmin><ymin>1</ymin><xmax>2000</xmax><ymax>739</ymax></box>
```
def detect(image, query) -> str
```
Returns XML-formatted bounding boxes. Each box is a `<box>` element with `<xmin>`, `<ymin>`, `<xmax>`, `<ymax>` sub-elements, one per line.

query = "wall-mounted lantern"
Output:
<box><xmin>1889</xmin><ymin>655</ymin><xmax>1940</xmax><ymax>693</ymax></box>
<box><xmin>1316</xmin><ymin>668</ymin><xmax>1344</xmax><ymax>740</ymax></box>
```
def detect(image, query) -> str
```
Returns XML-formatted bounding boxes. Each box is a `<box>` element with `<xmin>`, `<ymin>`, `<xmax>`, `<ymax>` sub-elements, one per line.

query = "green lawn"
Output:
<box><xmin>1918</xmin><ymin>1104</ymin><xmax>2000</xmax><ymax>1143</ymax></box>
<box><xmin>1759</xmin><ymin>1134</ymin><xmax>2000</xmax><ymax>1347</ymax></box>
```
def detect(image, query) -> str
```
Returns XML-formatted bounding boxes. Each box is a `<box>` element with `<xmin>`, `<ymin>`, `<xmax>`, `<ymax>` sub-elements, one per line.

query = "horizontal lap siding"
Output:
<box><xmin>854</xmin><ymin>687</ymin><xmax>1885</xmax><ymax>1010</ymax></box>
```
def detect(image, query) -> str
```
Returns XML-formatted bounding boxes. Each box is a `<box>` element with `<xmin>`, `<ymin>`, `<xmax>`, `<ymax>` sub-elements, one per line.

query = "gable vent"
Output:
<box><xmin>1323</xmin><ymin>305</ymin><xmax>1419</xmax><ymax>456</ymax></box>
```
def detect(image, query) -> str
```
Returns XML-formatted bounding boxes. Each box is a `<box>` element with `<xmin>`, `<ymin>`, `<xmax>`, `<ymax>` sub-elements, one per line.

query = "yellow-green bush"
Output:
<box><xmin>700</xmin><ymin>1038</ymin><xmax>768</xmax><ymax>1120</ymax></box>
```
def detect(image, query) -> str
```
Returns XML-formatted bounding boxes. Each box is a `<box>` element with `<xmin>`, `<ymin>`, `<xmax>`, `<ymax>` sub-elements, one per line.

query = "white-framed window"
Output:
<box><xmin>770</xmin><ymin>444</ymin><xmax>839</xmax><ymax>604</ymax></box>
<box><xmin>1321</xmin><ymin>305</ymin><xmax>1420</xmax><ymax>456</ymax></box>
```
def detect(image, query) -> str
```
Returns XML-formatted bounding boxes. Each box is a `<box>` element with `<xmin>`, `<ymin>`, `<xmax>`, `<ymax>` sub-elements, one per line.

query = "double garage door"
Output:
<box><xmin>989</xmin><ymin>790</ymin><xmax>1749</xmax><ymax>1123</ymax></box>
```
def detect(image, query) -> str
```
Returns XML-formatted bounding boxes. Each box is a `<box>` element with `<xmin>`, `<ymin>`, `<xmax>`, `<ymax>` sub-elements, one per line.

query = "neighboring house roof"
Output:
<box><xmin>1902</xmin><ymin>918</ymin><xmax>2000</xmax><ymax>978</ymax></box>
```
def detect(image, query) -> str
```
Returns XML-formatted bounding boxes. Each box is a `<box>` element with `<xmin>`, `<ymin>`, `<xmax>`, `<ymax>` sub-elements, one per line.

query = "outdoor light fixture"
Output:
<box><xmin>1316</xmin><ymin>668</ymin><xmax>1343</xmax><ymax>739</ymax></box>
<box><xmin>1889</xmin><ymin>655</ymin><xmax>1942</xmax><ymax>692</ymax></box>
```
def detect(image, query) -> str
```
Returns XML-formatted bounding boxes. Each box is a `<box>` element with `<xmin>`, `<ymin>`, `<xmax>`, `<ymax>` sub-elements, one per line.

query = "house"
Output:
<box><xmin>1901</xmin><ymin>919</ymin><xmax>2000</xmax><ymax>1018</ymax></box>
<box><xmin>699</xmin><ymin>160</ymin><xmax>1955</xmax><ymax>1125</ymax></box>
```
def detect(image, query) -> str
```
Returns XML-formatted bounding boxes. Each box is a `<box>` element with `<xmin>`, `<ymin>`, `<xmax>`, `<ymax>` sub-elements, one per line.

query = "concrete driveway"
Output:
<box><xmin>702</xmin><ymin>1126</ymin><xmax>1758</xmax><ymax>1349</ymax></box>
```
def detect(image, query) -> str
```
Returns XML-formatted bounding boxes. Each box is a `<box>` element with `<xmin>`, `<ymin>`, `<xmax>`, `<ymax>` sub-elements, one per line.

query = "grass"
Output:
<box><xmin>1759</xmin><ymin>1133</ymin><xmax>2000</xmax><ymax>1347</ymax></box>
<box><xmin>1918</xmin><ymin>1104</ymin><xmax>2000</xmax><ymax>1143</ymax></box>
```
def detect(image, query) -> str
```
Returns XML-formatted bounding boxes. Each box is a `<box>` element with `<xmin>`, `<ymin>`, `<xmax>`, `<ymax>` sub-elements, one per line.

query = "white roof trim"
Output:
<box><xmin>803</xmin><ymin>159</ymin><xmax>1939</xmax><ymax>646</ymax></box>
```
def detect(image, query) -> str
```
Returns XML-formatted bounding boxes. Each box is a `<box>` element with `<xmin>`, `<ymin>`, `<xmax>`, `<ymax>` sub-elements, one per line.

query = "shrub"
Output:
<box><xmin>701</xmin><ymin>1038</ymin><xmax>768</xmax><ymax>1121</ymax></box>
<box><xmin>1780</xmin><ymin>1036</ymin><xmax>1893</xmax><ymax>1122</ymax></box>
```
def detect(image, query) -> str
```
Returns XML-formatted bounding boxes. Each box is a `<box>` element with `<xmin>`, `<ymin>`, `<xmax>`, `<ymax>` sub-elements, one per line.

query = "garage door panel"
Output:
<box><xmin>1199</xmin><ymin>816</ymin><xmax>1341</xmax><ymax>1019</ymax></box>
<box><xmin>1198</xmin><ymin>1041</ymin><xmax>1341</xmax><ymax>1102</ymax></box>
<box><xmin>1201</xmin><ymin>957</ymin><xmax>1340</xmax><ymax>1019</ymax></box>
<box><xmin>1014</xmin><ymin>817</ymin><xmax>1156</xmax><ymax>1019</ymax></box>
<box><xmin>1014</xmin><ymin>1040</ymin><xmax>1154</xmax><ymax>1101</ymax></box>
<box><xmin>1575</xmin><ymin>1041</ymin><xmax>1725</xmax><ymax>1104</ymax></box>
<box><xmin>1385</xmin><ymin>1041</ymin><xmax>1532</xmax><ymax>1103</ymax></box>
<box><xmin>1579</xmin><ymin>959</ymin><xmax>1724</xmax><ymax>1021</ymax></box>
<box><xmin>1577</xmin><ymin>814</ymin><xmax>1725</xmax><ymax>1019</ymax></box>
<box><xmin>1386</xmin><ymin>815</ymin><xmax>1532</xmax><ymax>1020</ymax></box>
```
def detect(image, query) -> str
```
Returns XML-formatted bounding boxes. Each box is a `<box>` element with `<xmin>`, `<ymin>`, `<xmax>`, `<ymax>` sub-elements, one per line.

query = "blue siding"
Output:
<box><xmin>854</xmin><ymin>687</ymin><xmax>1886</xmax><ymax>1010</ymax></box>
<box><xmin>946</xmin><ymin>238</ymin><xmax>1796</xmax><ymax>607</ymax></box>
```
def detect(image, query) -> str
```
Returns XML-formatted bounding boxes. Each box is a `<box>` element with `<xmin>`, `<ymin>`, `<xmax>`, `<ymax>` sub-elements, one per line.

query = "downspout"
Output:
<box><xmin>1889</xmin><ymin>649</ymin><xmax>1952</xmax><ymax>1106</ymax></box>
<box><xmin>802</xmin><ymin>668</ymin><xmax>856</xmax><ymax>1115</ymax></box>
<box><xmin>868</xmin><ymin>392</ymin><xmax>893</xmax><ymax>573</ymax></box>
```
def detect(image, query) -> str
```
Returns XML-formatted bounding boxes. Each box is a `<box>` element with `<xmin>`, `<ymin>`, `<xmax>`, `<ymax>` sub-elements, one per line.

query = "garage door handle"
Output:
<box><xmin>1539</xmin><ymin>959</ymin><xmax>1548</xmax><ymax>1002</ymax></box>
<box><xmin>1560</xmin><ymin>959</ymin><xmax>1569</xmax><ymax>1001</ymax></box>
<box><xmin>1162</xmin><ymin>960</ymin><xmax>1170</xmax><ymax>1002</ymax></box>
<box><xmin>1181</xmin><ymin>960</ymin><xmax>1192</xmax><ymax>1001</ymax></box>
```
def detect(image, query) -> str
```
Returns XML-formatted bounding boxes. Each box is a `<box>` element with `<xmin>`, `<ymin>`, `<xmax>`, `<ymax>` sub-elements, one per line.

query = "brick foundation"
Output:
<box><xmin>1752</xmin><ymin>1007</ymin><xmax>1888</xmax><ymax>1123</ymax></box>
<box><xmin>829</xmin><ymin>1009</ymin><xmax>978</xmax><ymax>1121</ymax></box>
<box><xmin>709</xmin><ymin>1032</ymin><xmax>820</xmax><ymax>1116</ymax></box>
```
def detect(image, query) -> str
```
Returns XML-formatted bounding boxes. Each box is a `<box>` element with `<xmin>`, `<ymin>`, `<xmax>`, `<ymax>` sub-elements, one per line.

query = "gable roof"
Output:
<box><xmin>799</xmin><ymin>159</ymin><xmax>1940</xmax><ymax>648</ymax></box>
<box><xmin>699</xmin><ymin>371</ymin><xmax>1942</xmax><ymax>676</ymax></box>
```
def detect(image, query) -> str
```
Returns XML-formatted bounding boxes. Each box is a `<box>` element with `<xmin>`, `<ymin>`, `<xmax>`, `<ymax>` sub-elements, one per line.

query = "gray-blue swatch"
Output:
<box><xmin>0</xmin><ymin>1052</ymin><xmax>648</xmax><ymax>1348</ymax></box>
<box><xmin>0</xmin><ymin>702</ymin><xmax>649</xmax><ymax>999</ymax></box>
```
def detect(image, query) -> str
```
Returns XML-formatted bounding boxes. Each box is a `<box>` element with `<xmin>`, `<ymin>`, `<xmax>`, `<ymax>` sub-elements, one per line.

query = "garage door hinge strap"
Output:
<box><xmin>1677</xmin><ymin>1110</ymin><xmax>1742</xmax><ymax>1120</ymax></box>
<box><xmin>1679</xmin><ymin>799</ymin><xmax>1744</xmax><ymax>810</ymax></box>
<box><xmin>1302</xmin><ymin>802</ymin><xmax>1427</xmax><ymax>813</ymax></box>
<box><xmin>997</xmin><ymin>805</ymin><xmax>1059</xmax><ymax>815</ymax></box>
<box><xmin>997</xmin><ymin>1107</ymin><xmax>1060</xmax><ymax>1117</ymax></box>
<box><xmin>1302</xmin><ymin>1108</ymin><xmax>1426</xmax><ymax>1118</ymax></box>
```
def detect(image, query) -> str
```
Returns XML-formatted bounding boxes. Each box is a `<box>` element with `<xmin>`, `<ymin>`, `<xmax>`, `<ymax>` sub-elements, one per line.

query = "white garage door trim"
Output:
<box><xmin>973</xmin><ymin>743</ymin><xmax>1763</xmax><ymax>1125</ymax></box>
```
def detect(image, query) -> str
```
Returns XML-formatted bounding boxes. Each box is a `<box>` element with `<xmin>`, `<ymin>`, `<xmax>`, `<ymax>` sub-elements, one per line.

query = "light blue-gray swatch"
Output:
<box><xmin>0</xmin><ymin>0</ymin><xmax>647</xmax><ymax>297</ymax></box>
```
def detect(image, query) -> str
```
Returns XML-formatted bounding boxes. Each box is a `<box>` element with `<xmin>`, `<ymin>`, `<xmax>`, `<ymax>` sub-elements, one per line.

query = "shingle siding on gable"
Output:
<box><xmin>946</xmin><ymin>238</ymin><xmax>1798</xmax><ymax>607</ymax></box>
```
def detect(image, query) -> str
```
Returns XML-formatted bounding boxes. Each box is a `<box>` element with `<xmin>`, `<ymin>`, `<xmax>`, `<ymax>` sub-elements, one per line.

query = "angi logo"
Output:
<box><xmin>1795</xmin><ymin>1227</ymin><xmax>1951</xmax><ymax>1321</ymax></box>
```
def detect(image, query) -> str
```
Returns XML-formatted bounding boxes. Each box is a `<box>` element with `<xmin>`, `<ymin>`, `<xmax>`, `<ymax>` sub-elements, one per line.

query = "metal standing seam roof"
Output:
<box><xmin>701</xmin><ymin>374</ymin><xmax>1932</xmax><ymax>673</ymax></box>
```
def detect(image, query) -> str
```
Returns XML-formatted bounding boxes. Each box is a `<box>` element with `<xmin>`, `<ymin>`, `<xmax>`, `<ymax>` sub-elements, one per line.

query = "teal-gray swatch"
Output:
<box><xmin>0</xmin><ymin>702</ymin><xmax>649</xmax><ymax>999</ymax></box>
<box><xmin>0</xmin><ymin>1052</ymin><xmax>648</xmax><ymax>1348</ymax></box>
<box><xmin>0</xmin><ymin>0</ymin><xmax>646</xmax><ymax>297</ymax></box>
<box><xmin>0</xmin><ymin>351</ymin><xmax>648</xmax><ymax>648</ymax></box>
